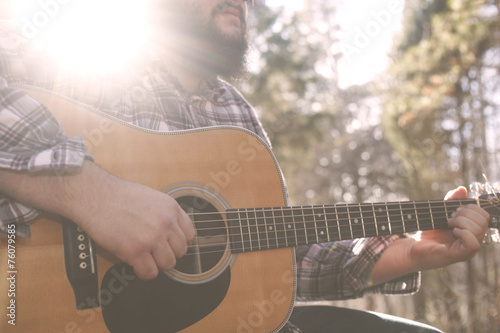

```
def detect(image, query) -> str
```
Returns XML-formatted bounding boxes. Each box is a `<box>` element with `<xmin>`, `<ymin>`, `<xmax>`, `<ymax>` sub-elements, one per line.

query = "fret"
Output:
<box><xmin>336</xmin><ymin>204</ymin><xmax>352</xmax><ymax>240</ymax></box>
<box><xmin>374</xmin><ymin>204</ymin><xmax>391</xmax><ymax>236</ymax></box>
<box><xmin>324</xmin><ymin>205</ymin><xmax>340</xmax><ymax>242</ymax></box>
<box><xmin>347</xmin><ymin>207</ymin><xmax>354</xmax><ymax>240</ymax></box>
<box><xmin>272</xmin><ymin>208</ymin><xmax>287</xmax><ymax>248</ymax></box>
<box><xmin>323</xmin><ymin>206</ymin><xmax>332</xmax><ymax>241</ymax></box>
<box><xmin>386</xmin><ymin>203</ymin><xmax>393</xmax><ymax>234</ymax></box>
<box><xmin>444</xmin><ymin>200</ymin><xmax>462</xmax><ymax>219</ymax></box>
<box><xmin>255</xmin><ymin>208</ymin><xmax>268</xmax><ymax>250</ymax></box>
<box><xmin>388</xmin><ymin>202</ymin><xmax>404</xmax><ymax>235</ymax></box>
<box><xmin>400</xmin><ymin>202</ymin><xmax>418</xmax><ymax>233</ymax></box>
<box><xmin>246</xmin><ymin>208</ymin><xmax>259</xmax><ymax>251</ymax></box>
<box><xmin>347</xmin><ymin>204</ymin><xmax>364</xmax><ymax>239</ymax></box>
<box><xmin>360</xmin><ymin>203</ymin><xmax>377</xmax><ymax>238</ymax></box>
<box><xmin>415</xmin><ymin>202</ymin><xmax>433</xmax><ymax>231</ymax></box>
<box><xmin>427</xmin><ymin>201</ymin><xmax>435</xmax><ymax>230</ymax></box>
<box><xmin>429</xmin><ymin>201</ymin><xmax>449</xmax><ymax>229</ymax></box>
<box><xmin>444</xmin><ymin>200</ymin><xmax>465</xmax><ymax>227</ymax></box>
<box><xmin>293</xmin><ymin>207</ymin><xmax>308</xmax><ymax>246</ymax></box>
<box><xmin>302</xmin><ymin>206</ymin><xmax>318</xmax><ymax>244</ymax></box>
<box><xmin>443</xmin><ymin>201</ymin><xmax>451</xmax><ymax>221</ymax></box>
<box><xmin>358</xmin><ymin>203</ymin><xmax>366</xmax><ymax>238</ymax></box>
<box><xmin>412</xmin><ymin>202</ymin><xmax>421</xmax><ymax>231</ymax></box>
<box><xmin>313</xmin><ymin>206</ymin><xmax>329</xmax><ymax>243</ymax></box>
<box><xmin>226</xmin><ymin>210</ymin><xmax>243</xmax><ymax>253</ymax></box>
<box><xmin>445</xmin><ymin>200</ymin><xmax>461</xmax><ymax>220</ymax></box>
<box><xmin>264</xmin><ymin>208</ymin><xmax>278</xmax><ymax>249</ymax></box>
<box><xmin>400</xmin><ymin>202</ymin><xmax>406</xmax><ymax>233</ymax></box>
<box><xmin>282</xmin><ymin>208</ymin><xmax>297</xmax><ymax>247</ymax></box>
<box><xmin>238</xmin><ymin>210</ymin><xmax>251</xmax><ymax>252</ymax></box>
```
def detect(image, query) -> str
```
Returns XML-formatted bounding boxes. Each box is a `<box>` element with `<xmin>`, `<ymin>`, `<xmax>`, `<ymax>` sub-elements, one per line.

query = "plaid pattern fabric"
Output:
<box><xmin>0</xmin><ymin>26</ymin><xmax>419</xmax><ymax>332</ymax></box>
<box><xmin>295</xmin><ymin>237</ymin><xmax>419</xmax><ymax>300</ymax></box>
<box><xmin>0</xmin><ymin>78</ymin><xmax>93</xmax><ymax>237</ymax></box>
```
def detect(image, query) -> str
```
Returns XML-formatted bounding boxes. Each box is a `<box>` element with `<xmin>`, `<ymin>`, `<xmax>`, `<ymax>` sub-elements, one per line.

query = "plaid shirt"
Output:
<box><xmin>0</xmin><ymin>26</ymin><xmax>419</xmax><ymax>333</ymax></box>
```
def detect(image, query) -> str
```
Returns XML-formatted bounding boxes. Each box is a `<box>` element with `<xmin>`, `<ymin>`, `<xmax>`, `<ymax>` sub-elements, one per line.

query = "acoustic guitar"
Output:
<box><xmin>1</xmin><ymin>86</ymin><xmax>499</xmax><ymax>333</ymax></box>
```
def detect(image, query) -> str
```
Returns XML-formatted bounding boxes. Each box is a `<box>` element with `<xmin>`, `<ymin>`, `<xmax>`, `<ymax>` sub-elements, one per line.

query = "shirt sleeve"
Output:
<box><xmin>295</xmin><ymin>235</ymin><xmax>420</xmax><ymax>301</ymax></box>
<box><xmin>0</xmin><ymin>77</ymin><xmax>93</xmax><ymax>236</ymax></box>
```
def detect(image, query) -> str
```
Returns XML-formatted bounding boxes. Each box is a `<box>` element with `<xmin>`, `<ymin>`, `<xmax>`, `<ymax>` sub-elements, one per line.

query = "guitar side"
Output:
<box><xmin>0</xmin><ymin>86</ymin><xmax>296</xmax><ymax>333</ymax></box>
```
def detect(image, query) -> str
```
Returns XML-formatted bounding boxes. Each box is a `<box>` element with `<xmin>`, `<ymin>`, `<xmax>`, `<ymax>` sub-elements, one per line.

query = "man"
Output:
<box><xmin>0</xmin><ymin>1</ymin><xmax>490</xmax><ymax>332</ymax></box>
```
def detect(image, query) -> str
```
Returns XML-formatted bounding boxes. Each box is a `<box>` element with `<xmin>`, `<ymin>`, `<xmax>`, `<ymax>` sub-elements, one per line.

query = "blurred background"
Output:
<box><xmin>4</xmin><ymin>0</ymin><xmax>500</xmax><ymax>331</ymax></box>
<box><xmin>242</xmin><ymin>1</ymin><xmax>500</xmax><ymax>332</ymax></box>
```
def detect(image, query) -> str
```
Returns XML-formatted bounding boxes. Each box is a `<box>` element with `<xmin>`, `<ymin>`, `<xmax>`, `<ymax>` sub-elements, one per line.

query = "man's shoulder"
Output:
<box><xmin>216</xmin><ymin>78</ymin><xmax>251</xmax><ymax>104</ymax></box>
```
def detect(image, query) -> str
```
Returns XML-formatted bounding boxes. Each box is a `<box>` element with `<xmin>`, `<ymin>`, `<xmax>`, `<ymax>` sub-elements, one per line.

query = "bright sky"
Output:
<box><xmin>266</xmin><ymin>0</ymin><xmax>405</xmax><ymax>88</ymax></box>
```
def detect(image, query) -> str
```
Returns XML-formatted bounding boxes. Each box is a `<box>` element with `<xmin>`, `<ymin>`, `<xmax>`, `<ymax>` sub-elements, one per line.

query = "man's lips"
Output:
<box><xmin>223</xmin><ymin>8</ymin><xmax>241</xmax><ymax>20</ymax></box>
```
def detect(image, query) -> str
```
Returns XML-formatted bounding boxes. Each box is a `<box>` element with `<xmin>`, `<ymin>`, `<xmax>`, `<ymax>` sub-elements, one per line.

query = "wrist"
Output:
<box><xmin>369</xmin><ymin>237</ymin><xmax>418</xmax><ymax>286</ymax></box>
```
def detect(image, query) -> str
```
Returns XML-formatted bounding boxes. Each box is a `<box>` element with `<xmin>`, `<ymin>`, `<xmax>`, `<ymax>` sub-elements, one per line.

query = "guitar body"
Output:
<box><xmin>0</xmin><ymin>87</ymin><xmax>296</xmax><ymax>332</ymax></box>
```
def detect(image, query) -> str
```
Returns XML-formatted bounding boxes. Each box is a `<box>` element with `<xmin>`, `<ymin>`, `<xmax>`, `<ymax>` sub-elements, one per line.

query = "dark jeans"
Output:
<box><xmin>289</xmin><ymin>306</ymin><xmax>443</xmax><ymax>333</ymax></box>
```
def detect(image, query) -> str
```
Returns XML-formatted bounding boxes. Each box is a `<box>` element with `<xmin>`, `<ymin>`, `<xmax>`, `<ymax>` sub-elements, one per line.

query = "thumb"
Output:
<box><xmin>445</xmin><ymin>186</ymin><xmax>468</xmax><ymax>200</ymax></box>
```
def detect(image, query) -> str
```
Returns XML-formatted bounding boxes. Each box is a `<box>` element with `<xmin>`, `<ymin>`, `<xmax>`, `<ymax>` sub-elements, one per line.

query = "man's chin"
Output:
<box><xmin>214</xmin><ymin>18</ymin><xmax>245</xmax><ymax>43</ymax></box>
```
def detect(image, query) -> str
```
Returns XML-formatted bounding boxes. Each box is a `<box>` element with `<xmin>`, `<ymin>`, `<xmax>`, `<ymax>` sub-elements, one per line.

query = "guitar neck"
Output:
<box><xmin>227</xmin><ymin>198</ymin><xmax>478</xmax><ymax>253</ymax></box>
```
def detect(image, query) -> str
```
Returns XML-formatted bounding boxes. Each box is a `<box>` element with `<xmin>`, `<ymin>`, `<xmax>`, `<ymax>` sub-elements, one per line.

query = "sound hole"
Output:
<box><xmin>174</xmin><ymin>196</ymin><xmax>227</xmax><ymax>275</ymax></box>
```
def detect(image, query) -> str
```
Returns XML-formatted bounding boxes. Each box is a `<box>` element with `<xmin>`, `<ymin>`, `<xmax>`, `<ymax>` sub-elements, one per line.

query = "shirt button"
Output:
<box><xmin>52</xmin><ymin>150</ymin><xmax>60</xmax><ymax>162</ymax></box>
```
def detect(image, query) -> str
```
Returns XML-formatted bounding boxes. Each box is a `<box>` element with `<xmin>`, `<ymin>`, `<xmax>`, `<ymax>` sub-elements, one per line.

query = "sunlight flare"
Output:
<box><xmin>11</xmin><ymin>0</ymin><xmax>148</xmax><ymax>71</ymax></box>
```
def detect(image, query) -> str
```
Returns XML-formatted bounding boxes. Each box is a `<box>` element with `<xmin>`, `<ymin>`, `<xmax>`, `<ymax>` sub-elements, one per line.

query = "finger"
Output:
<box><xmin>452</xmin><ymin>227</ymin><xmax>482</xmax><ymax>256</ymax></box>
<box><xmin>152</xmin><ymin>241</ymin><xmax>177</xmax><ymax>271</ymax></box>
<box><xmin>165</xmin><ymin>224</ymin><xmax>189</xmax><ymax>258</ymax></box>
<box><xmin>445</xmin><ymin>186</ymin><xmax>467</xmax><ymax>200</ymax></box>
<box><xmin>465</xmin><ymin>203</ymin><xmax>491</xmax><ymax>222</ymax></box>
<box><xmin>129</xmin><ymin>253</ymin><xmax>159</xmax><ymax>281</ymax></box>
<box><xmin>178</xmin><ymin>210</ymin><xmax>196</xmax><ymax>242</ymax></box>
<box><xmin>450</xmin><ymin>205</ymin><xmax>490</xmax><ymax>230</ymax></box>
<box><xmin>448</xmin><ymin>214</ymin><xmax>484</xmax><ymax>239</ymax></box>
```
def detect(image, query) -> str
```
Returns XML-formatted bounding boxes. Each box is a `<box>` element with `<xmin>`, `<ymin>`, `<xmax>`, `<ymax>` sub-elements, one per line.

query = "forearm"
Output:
<box><xmin>0</xmin><ymin>159</ymin><xmax>195</xmax><ymax>280</ymax></box>
<box><xmin>0</xmin><ymin>160</ymin><xmax>111</xmax><ymax>224</ymax></box>
<box><xmin>368</xmin><ymin>237</ymin><xmax>416</xmax><ymax>286</ymax></box>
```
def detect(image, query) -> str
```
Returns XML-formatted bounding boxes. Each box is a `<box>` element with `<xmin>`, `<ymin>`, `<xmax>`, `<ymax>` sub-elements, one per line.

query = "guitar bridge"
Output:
<box><xmin>62</xmin><ymin>219</ymin><xmax>100</xmax><ymax>309</ymax></box>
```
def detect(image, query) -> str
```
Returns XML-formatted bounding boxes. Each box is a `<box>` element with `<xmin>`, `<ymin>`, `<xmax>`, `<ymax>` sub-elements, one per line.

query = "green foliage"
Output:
<box><xmin>381</xmin><ymin>0</ymin><xmax>500</xmax><ymax>198</ymax></box>
<box><xmin>237</xmin><ymin>3</ymin><xmax>343</xmax><ymax>202</ymax></box>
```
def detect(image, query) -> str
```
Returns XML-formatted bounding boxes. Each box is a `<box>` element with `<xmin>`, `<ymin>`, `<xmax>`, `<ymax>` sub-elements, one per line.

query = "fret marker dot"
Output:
<box><xmin>407</xmin><ymin>214</ymin><xmax>412</xmax><ymax>220</ymax></box>
<box><xmin>320</xmin><ymin>231</ymin><xmax>325</xmax><ymax>235</ymax></box>
<box><xmin>378</xmin><ymin>208</ymin><xmax>382</xmax><ymax>213</ymax></box>
<box><xmin>318</xmin><ymin>214</ymin><xmax>322</xmax><ymax>218</ymax></box>
<box><xmin>354</xmin><ymin>219</ymin><xmax>359</xmax><ymax>224</ymax></box>
<box><xmin>269</xmin><ymin>226</ymin><xmax>273</xmax><ymax>231</ymax></box>
<box><xmin>381</xmin><ymin>226</ymin><xmax>386</xmax><ymax>231</ymax></box>
<box><xmin>288</xmin><ymin>224</ymin><xmax>292</xmax><ymax>229</ymax></box>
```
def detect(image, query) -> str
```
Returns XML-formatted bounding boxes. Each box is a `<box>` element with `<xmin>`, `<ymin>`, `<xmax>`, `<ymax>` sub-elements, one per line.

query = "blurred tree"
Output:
<box><xmin>382</xmin><ymin>0</ymin><xmax>500</xmax><ymax>199</ymax></box>
<box><xmin>240</xmin><ymin>1</ymin><xmax>409</xmax><ymax>205</ymax></box>
<box><xmin>380</xmin><ymin>0</ymin><xmax>500</xmax><ymax>331</ymax></box>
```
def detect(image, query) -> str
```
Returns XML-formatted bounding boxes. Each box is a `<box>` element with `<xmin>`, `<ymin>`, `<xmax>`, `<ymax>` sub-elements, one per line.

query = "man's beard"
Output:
<box><xmin>159</xmin><ymin>0</ymin><xmax>249</xmax><ymax>80</ymax></box>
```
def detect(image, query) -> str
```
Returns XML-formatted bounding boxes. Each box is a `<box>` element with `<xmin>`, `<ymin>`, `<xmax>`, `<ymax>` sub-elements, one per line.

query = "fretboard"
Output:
<box><xmin>226</xmin><ymin>199</ymin><xmax>475</xmax><ymax>253</ymax></box>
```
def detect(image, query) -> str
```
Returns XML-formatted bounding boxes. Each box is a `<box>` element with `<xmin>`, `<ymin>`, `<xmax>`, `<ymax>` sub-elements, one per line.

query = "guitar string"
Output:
<box><xmin>166</xmin><ymin>200</ymin><xmax>498</xmax><ymax>272</ymax></box>
<box><xmin>180</xmin><ymin>204</ymin><xmax>497</xmax><ymax>248</ymax></box>
<box><xmin>174</xmin><ymin>208</ymin><xmax>491</xmax><ymax>269</ymax></box>
<box><xmin>180</xmin><ymin>199</ymin><xmax>495</xmax><ymax>233</ymax></box>
<box><xmin>178</xmin><ymin>201</ymin><xmax>497</xmax><ymax>256</ymax></box>
<box><xmin>187</xmin><ymin>208</ymin><xmax>451</xmax><ymax>234</ymax></box>
<box><xmin>180</xmin><ymin>198</ymin><xmax>490</xmax><ymax>222</ymax></box>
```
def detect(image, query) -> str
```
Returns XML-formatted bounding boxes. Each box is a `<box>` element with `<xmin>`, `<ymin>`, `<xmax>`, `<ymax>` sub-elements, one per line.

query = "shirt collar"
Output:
<box><xmin>139</xmin><ymin>49</ymin><xmax>227</xmax><ymax>100</ymax></box>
